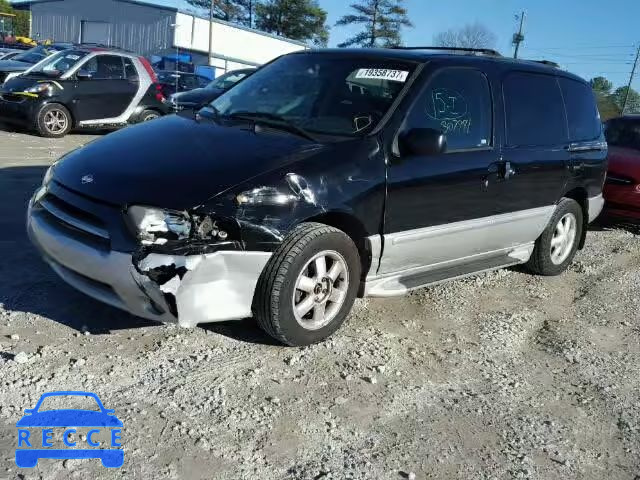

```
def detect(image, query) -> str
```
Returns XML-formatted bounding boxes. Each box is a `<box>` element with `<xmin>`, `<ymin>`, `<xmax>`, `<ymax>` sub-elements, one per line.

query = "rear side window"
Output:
<box><xmin>504</xmin><ymin>72</ymin><xmax>567</xmax><ymax>146</ymax></box>
<box><xmin>559</xmin><ymin>77</ymin><xmax>601</xmax><ymax>141</ymax></box>
<box><xmin>405</xmin><ymin>68</ymin><xmax>492</xmax><ymax>151</ymax></box>
<box><xmin>605</xmin><ymin>119</ymin><xmax>640</xmax><ymax>149</ymax></box>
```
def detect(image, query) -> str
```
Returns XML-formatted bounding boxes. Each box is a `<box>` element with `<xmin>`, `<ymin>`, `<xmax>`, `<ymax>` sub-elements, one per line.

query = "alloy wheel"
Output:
<box><xmin>43</xmin><ymin>109</ymin><xmax>68</xmax><ymax>134</ymax></box>
<box><xmin>550</xmin><ymin>213</ymin><xmax>577</xmax><ymax>265</ymax></box>
<box><xmin>292</xmin><ymin>250</ymin><xmax>349</xmax><ymax>331</ymax></box>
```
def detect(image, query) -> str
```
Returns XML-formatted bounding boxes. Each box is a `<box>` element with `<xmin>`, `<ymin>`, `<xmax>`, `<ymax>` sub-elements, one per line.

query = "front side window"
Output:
<box><xmin>27</xmin><ymin>50</ymin><xmax>89</xmax><ymax>77</ymax></box>
<box><xmin>210</xmin><ymin>54</ymin><xmax>417</xmax><ymax>136</ymax></box>
<box><xmin>82</xmin><ymin>55</ymin><xmax>125</xmax><ymax>80</ymax></box>
<box><xmin>123</xmin><ymin>57</ymin><xmax>138</xmax><ymax>81</ymax></box>
<box><xmin>559</xmin><ymin>77</ymin><xmax>601</xmax><ymax>142</ymax></box>
<box><xmin>403</xmin><ymin>68</ymin><xmax>492</xmax><ymax>151</ymax></box>
<box><xmin>504</xmin><ymin>72</ymin><xmax>567</xmax><ymax>147</ymax></box>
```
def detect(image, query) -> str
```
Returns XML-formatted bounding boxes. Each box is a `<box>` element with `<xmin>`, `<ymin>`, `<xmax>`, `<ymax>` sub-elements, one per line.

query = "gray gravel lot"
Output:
<box><xmin>0</xmin><ymin>125</ymin><xmax>639</xmax><ymax>479</ymax></box>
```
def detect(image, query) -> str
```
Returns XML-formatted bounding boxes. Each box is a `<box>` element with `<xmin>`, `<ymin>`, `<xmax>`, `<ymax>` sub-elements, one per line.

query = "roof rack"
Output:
<box><xmin>530</xmin><ymin>59</ymin><xmax>560</xmax><ymax>68</ymax></box>
<box><xmin>389</xmin><ymin>46</ymin><xmax>502</xmax><ymax>57</ymax></box>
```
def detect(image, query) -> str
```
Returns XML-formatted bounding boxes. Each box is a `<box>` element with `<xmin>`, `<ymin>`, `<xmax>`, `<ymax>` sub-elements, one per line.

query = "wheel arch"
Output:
<box><xmin>305</xmin><ymin>210</ymin><xmax>373</xmax><ymax>281</ymax></box>
<box><xmin>561</xmin><ymin>187</ymin><xmax>588</xmax><ymax>249</ymax></box>
<box><xmin>41</xmin><ymin>100</ymin><xmax>76</xmax><ymax>126</ymax></box>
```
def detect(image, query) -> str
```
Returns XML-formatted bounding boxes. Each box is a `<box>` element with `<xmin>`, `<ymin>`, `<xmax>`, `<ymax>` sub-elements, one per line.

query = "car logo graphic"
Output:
<box><xmin>81</xmin><ymin>174</ymin><xmax>94</xmax><ymax>184</ymax></box>
<box><xmin>15</xmin><ymin>391</ymin><xmax>124</xmax><ymax>468</ymax></box>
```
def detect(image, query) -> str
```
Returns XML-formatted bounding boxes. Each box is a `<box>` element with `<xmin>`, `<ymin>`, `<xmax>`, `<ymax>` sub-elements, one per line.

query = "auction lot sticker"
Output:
<box><xmin>355</xmin><ymin>68</ymin><xmax>410</xmax><ymax>82</ymax></box>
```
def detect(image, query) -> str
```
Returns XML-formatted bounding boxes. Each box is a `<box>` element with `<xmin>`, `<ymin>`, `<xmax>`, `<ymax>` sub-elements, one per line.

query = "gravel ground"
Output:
<box><xmin>0</xmin><ymin>126</ymin><xmax>639</xmax><ymax>480</ymax></box>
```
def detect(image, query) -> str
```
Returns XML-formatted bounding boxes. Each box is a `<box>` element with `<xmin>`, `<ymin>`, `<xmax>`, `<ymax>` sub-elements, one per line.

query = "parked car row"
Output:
<box><xmin>0</xmin><ymin>43</ymin><xmax>252</xmax><ymax>137</ymax></box>
<box><xmin>25</xmin><ymin>47</ymin><xmax>612</xmax><ymax>346</ymax></box>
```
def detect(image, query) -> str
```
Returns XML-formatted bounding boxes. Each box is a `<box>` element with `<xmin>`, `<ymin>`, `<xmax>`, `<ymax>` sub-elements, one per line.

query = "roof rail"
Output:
<box><xmin>389</xmin><ymin>46</ymin><xmax>502</xmax><ymax>57</ymax></box>
<box><xmin>530</xmin><ymin>59</ymin><xmax>560</xmax><ymax>68</ymax></box>
<box><xmin>77</xmin><ymin>42</ymin><xmax>133</xmax><ymax>52</ymax></box>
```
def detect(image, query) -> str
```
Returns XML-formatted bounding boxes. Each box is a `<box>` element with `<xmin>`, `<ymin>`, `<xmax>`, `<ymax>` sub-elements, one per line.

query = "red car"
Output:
<box><xmin>603</xmin><ymin>116</ymin><xmax>640</xmax><ymax>220</ymax></box>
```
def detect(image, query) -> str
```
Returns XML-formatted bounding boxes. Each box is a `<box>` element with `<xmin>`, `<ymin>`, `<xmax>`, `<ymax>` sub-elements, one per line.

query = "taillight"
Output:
<box><xmin>155</xmin><ymin>84</ymin><xmax>165</xmax><ymax>102</ymax></box>
<box><xmin>635</xmin><ymin>184</ymin><xmax>640</xmax><ymax>193</ymax></box>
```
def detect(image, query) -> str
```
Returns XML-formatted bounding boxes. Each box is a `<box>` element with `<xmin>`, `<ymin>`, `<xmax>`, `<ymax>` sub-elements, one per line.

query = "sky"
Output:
<box><xmin>319</xmin><ymin>0</ymin><xmax>639</xmax><ymax>90</ymax></box>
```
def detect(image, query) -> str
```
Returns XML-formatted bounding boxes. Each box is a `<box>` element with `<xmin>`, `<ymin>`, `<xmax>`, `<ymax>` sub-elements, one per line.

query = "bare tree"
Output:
<box><xmin>433</xmin><ymin>22</ymin><xmax>497</xmax><ymax>50</ymax></box>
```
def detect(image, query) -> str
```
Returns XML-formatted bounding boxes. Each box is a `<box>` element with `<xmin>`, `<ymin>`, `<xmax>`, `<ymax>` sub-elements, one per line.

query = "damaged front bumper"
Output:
<box><xmin>27</xmin><ymin>201</ymin><xmax>271</xmax><ymax>327</ymax></box>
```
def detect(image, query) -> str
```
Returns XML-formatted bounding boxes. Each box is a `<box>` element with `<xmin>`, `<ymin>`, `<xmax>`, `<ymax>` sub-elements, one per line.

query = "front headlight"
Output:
<box><xmin>25</xmin><ymin>83</ymin><xmax>51</xmax><ymax>94</ymax></box>
<box><xmin>33</xmin><ymin>163</ymin><xmax>56</xmax><ymax>203</ymax></box>
<box><xmin>127</xmin><ymin>206</ymin><xmax>192</xmax><ymax>245</ymax></box>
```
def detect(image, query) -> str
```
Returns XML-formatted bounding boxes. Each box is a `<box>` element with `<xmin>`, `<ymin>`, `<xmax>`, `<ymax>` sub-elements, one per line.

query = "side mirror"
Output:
<box><xmin>399</xmin><ymin>128</ymin><xmax>447</xmax><ymax>156</ymax></box>
<box><xmin>76</xmin><ymin>69</ymin><xmax>92</xmax><ymax>80</ymax></box>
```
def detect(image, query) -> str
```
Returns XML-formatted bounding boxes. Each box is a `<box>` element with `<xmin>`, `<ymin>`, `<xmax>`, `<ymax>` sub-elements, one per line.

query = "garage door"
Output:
<box><xmin>81</xmin><ymin>21</ymin><xmax>111</xmax><ymax>45</ymax></box>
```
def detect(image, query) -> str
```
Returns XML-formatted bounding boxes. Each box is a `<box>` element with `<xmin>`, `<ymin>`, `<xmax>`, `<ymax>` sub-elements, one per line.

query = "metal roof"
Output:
<box><xmin>10</xmin><ymin>0</ymin><xmax>206</xmax><ymax>15</ymax></box>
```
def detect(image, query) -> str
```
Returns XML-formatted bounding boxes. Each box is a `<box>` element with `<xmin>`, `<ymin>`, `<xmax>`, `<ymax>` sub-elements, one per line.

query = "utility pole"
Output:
<box><xmin>208</xmin><ymin>0</ymin><xmax>215</xmax><ymax>66</ymax></box>
<box><xmin>622</xmin><ymin>44</ymin><xmax>640</xmax><ymax>115</ymax></box>
<box><xmin>512</xmin><ymin>11</ymin><xmax>525</xmax><ymax>59</ymax></box>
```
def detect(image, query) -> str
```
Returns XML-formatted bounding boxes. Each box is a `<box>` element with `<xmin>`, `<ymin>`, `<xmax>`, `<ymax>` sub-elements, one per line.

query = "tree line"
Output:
<box><xmin>0</xmin><ymin>0</ymin><xmax>30</xmax><ymax>37</ymax></box>
<box><xmin>187</xmin><ymin>0</ymin><xmax>413</xmax><ymax>47</ymax></box>
<box><xmin>589</xmin><ymin>77</ymin><xmax>639</xmax><ymax>120</ymax></box>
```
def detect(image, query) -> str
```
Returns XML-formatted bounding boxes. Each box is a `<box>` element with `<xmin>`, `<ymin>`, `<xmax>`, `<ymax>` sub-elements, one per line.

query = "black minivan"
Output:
<box><xmin>27</xmin><ymin>48</ymin><xmax>607</xmax><ymax>346</ymax></box>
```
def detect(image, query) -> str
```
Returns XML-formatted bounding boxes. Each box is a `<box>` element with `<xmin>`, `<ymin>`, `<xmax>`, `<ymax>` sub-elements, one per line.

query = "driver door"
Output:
<box><xmin>73</xmin><ymin>54</ymin><xmax>138</xmax><ymax>122</ymax></box>
<box><xmin>381</xmin><ymin>66</ymin><xmax>505</xmax><ymax>274</ymax></box>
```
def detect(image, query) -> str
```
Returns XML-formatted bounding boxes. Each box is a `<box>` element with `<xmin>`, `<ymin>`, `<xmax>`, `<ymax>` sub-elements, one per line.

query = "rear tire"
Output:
<box><xmin>526</xmin><ymin>198</ymin><xmax>583</xmax><ymax>276</ymax></box>
<box><xmin>35</xmin><ymin>103</ymin><xmax>72</xmax><ymax>138</ymax></box>
<box><xmin>139</xmin><ymin>109</ymin><xmax>160</xmax><ymax>122</ymax></box>
<box><xmin>253</xmin><ymin>223</ymin><xmax>361</xmax><ymax>346</ymax></box>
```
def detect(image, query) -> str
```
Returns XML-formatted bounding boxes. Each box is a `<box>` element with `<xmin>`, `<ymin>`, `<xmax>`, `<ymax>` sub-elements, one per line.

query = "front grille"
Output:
<box><xmin>37</xmin><ymin>192</ymin><xmax>111</xmax><ymax>249</ymax></box>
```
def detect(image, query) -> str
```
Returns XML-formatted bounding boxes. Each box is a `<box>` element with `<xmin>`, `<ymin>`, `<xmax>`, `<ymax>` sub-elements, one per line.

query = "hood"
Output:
<box><xmin>0</xmin><ymin>59</ymin><xmax>31</xmax><ymax>72</ymax></box>
<box><xmin>173</xmin><ymin>87</ymin><xmax>224</xmax><ymax>106</ymax></box>
<box><xmin>16</xmin><ymin>410</ymin><xmax>123</xmax><ymax>427</ymax></box>
<box><xmin>53</xmin><ymin>113</ymin><xmax>325</xmax><ymax>209</ymax></box>
<box><xmin>0</xmin><ymin>75</ymin><xmax>40</xmax><ymax>93</ymax></box>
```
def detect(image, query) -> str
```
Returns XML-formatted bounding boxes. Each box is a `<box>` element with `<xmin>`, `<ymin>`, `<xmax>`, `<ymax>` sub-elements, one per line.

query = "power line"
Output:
<box><xmin>622</xmin><ymin>45</ymin><xmax>640</xmax><ymax>114</ymax></box>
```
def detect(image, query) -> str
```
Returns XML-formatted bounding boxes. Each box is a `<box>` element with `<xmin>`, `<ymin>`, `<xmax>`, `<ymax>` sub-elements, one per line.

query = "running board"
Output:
<box><xmin>364</xmin><ymin>244</ymin><xmax>533</xmax><ymax>297</ymax></box>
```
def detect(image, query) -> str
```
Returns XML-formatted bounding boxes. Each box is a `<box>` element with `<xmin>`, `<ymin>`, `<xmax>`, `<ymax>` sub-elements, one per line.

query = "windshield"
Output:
<box><xmin>210</xmin><ymin>54</ymin><xmax>416</xmax><ymax>136</ymax></box>
<box><xmin>207</xmin><ymin>69</ymin><xmax>251</xmax><ymax>90</ymax></box>
<box><xmin>14</xmin><ymin>45</ymin><xmax>67</xmax><ymax>65</ymax></box>
<box><xmin>28</xmin><ymin>50</ymin><xmax>89</xmax><ymax>77</ymax></box>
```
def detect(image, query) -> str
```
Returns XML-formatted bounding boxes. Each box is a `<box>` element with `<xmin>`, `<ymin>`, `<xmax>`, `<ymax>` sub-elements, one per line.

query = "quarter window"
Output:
<box><xmin>504</xmin><ymin>72</ymin><xmax>567</xmax><ymax>146</ymax></box>
<box><xmin>404</xmin><ymin>68</ymin><xmax>492</xmax><ymax>151</ymax></box>
<box><xmin>559</xmin><ymin>77</ymin><xmax>601</xmax><ymax>142</ymax></box>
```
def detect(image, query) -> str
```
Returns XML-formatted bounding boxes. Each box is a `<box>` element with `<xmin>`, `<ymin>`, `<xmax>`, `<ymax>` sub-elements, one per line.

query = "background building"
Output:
<box><xmin>10</xmin><ymin>0</ymin><xmax>307</xmax><ymax>75</ymax></box>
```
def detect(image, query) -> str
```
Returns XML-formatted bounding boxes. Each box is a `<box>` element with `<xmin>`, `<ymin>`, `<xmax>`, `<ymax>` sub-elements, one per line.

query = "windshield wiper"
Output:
<box><xmin>228</xmin><ymin>111</ymin><xmax>317</xmax><ymax>142</ymax></box>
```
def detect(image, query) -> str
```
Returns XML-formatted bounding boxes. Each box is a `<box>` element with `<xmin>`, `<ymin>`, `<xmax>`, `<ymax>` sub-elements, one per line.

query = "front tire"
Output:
<box><xmin>253</xmin><ymin>223</ymin><xmax>361</xmax><ymax>346</ymax></box>
<box><xmin>35</xmin><ymin>103</ymin><xmax>72</xmax><ymax>137</ymax></box>
<box><xmin>527</xmin><ymin>198</ymin><xmax>583</xmax><ymax>276</ymax></box>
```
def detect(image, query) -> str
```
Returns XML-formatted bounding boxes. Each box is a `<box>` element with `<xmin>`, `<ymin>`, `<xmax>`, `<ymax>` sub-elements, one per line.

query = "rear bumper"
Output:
<box><xmin>27</xmin><ymin>198</ymin><xmax>271</xmax><ymax>326</ymax></box>
<box><xmin>603</xmin><ymin>185</ymin><xmax>640</xmax><ymax>219</ymax></box>
<box><xmin>588</xmin><ymin>194</ymin><xmax>605</xmax><ymax>223</ymax></box>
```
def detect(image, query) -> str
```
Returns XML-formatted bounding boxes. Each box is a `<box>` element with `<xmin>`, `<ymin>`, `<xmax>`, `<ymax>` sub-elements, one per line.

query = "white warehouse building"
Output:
<box><xmin>11</xmin><ymin>0</ymin><xmax>308</xmax><ymax>75</ymax></box>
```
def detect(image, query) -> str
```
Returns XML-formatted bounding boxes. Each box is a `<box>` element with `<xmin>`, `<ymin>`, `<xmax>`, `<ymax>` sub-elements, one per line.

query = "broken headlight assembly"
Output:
<box><xmin>126</xmin><ymin>206</ymin><xmax>234</xmax><ymax>246</ymax></box>
<box><xmin>127</xmin><ymin>206</ymin><xmax>192</xmax><ymax>245</ymax></box>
